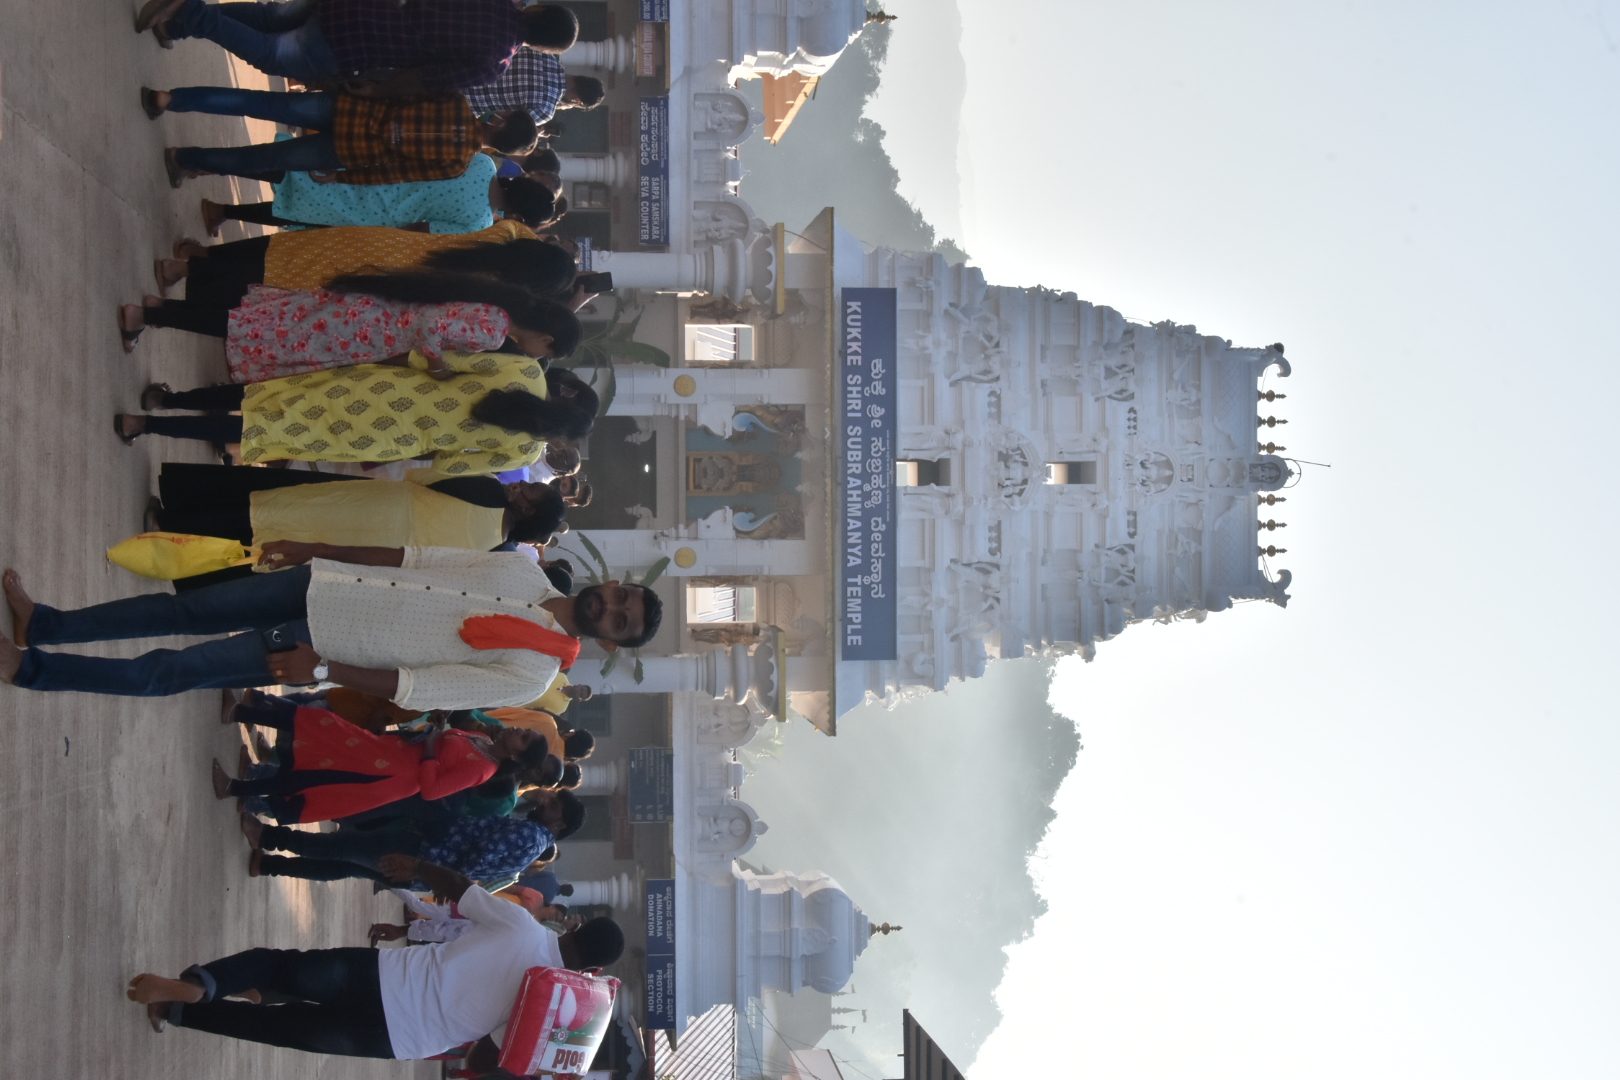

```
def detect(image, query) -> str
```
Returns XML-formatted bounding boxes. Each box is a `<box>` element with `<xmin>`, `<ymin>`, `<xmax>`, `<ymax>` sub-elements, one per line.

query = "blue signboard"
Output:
<box><xmin>627</xmin><ymin>747</ymin><xmax>673</xmax><ymax>822</ymax></box>
<box><xmin>838</xmin><ymin>288</ymin><xmax>898</xmax><ymax>661</ymax></box>
<box><xmin>637</xmin><ymin>97</ymin><xmax>669</xmax><ymax>246</ymax></box>
<box><xmin>645</xmin><ymin>879</ymin><xmax>676</xmax><ymax>1029</ymax></box>
<box><xmin>638</xmin><ymin>0</ymin><xmax>669</xmax><ymax>20</ymax></box>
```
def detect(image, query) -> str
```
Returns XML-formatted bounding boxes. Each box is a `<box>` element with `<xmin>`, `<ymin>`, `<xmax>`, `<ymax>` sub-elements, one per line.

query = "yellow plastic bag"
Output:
<box><xmin>106</xmin><ymin>532</ymin><xmax>256</xmax><ymax>581</ymax></box>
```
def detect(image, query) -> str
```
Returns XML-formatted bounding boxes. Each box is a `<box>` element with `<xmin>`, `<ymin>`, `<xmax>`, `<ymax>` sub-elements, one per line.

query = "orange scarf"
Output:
<box><xmin>458</xmin><ymin>615</ymin><xmax>582</xmax><ymax>670</ymax></box>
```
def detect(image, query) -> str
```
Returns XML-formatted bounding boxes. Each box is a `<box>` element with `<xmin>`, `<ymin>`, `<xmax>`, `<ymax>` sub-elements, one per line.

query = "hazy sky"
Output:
<box><xmin>754</xmin><ymin>0</ymin><xmax>1620</xmax><ymax>1077</ymax></box>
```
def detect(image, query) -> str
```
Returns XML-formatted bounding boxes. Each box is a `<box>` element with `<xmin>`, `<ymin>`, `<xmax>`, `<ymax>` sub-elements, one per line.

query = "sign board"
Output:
<box><xmin>637</xmin><ymin>96</ymin><xmax>669</xmax><ymax>246</ymax></box>
<box><xmin>638</xmin><ymin>0</ymin><xmax>669</xmax><ymax>20</ymax></box>
<box><xmin>838</xmin><ymin>288</ymin><xmax>899</xmax><ymax>660</ymax></box>
<box><xmin>575</xmin><ymin>236</ymin><xmax>593</xmax><ymax>272</ymax></box>
<box><xmin>627</xmin><ymin>747</ymin><xmax>673</xmax><ymax>822</ymax></box>
<box><xmin>636</xmin><ymin>21</ymin><xmax>660</xmax><ymax>76</ymax></box>
<box><xmin>644</xmin><ymin>878</ymin><xmax>677</xmax><ymax>1029</ymax></box>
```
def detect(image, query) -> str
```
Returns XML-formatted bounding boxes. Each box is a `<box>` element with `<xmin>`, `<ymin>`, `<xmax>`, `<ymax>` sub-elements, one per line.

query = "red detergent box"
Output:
<box><xmin>498</xmin><ymin>967</ymin><xmax>621</xmax><ymax>1077</ymax></box>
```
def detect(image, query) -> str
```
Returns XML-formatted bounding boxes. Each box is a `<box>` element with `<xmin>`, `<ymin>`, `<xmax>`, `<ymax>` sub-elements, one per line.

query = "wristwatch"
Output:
<box><xmin>311</xmin><ymin>660</ymin><xmax>330</xmax><ymax>682</ymax></box>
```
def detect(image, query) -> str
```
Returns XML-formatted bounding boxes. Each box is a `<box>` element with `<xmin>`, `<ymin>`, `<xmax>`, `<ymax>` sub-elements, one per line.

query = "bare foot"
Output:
<box><xmin>127</xmin><ymin>973</ymin><xmax>203</xmax><ymax>1006</ymax></box>
<box><xmin>114</xmin><ymin>414</ymin><xmax>147</xmax><ymax>443</ymax></box>
<box><xmin>173</xmin><ymin>238</ymin><xmax>208</xmax><ymax>259</ymax></box>
<box><xmin>154</xmin><ymin>258</ymin><xmax>188</xmax><ymax>290</ymax></box>
<box><xmin>247</xmin><ymin>849</ymin><xmax>263</xmax><ymax>877</ymax></box>
<box><xmin>143</xmin><ymin>294</ymin><xmax>165</xmax><ymax>308</ymax></box>
<box><xmin>146</xmin><ymin>1002</ymin><xmax>168</xmax><ymax>1032</ymax></box>
<box><xmin>2</xmin><ymin>570</ymin><xmax>33</xmax><ymax>649</ymax></box>
<box><xmin>239</xmin><ymin>812</ymin><xmax>264</xmax><ymax>848</ymax></box>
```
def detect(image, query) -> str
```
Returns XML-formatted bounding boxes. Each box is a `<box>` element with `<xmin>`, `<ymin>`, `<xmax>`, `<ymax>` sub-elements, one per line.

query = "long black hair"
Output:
<box><xmin>321</xmin><ymin>269</ymin><xmax>582</xmax><ymax>356</ymax></box>
<box><xmin>469</xmin><ymin>366</ymin><xmax>600</xmax><ymax>441</ymax></box>
<box><xmin>497</xmin><ymin>176</ymin><xmax>557</xmax><ymax>227</ymax></box>
<box><xmin>509</xmin><ymin>483</ymin><xmax>566</xmax><ymax>544</ymax></box>
<box><xmin>418</xmin><ymin>238</ymin><xmax>576</xmax><ymax>298</ymax></box>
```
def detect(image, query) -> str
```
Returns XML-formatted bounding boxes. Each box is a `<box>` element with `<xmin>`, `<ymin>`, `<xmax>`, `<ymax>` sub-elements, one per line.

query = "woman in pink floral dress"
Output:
<box><xmin>224</xmin><ymin>287</ymin><xmax>508</xmax><ymax>382</ymax></box>
<box><xmin>116</xmin><ymin>276</ymin><xmax>583</xmax><ymax>376</ymax></box>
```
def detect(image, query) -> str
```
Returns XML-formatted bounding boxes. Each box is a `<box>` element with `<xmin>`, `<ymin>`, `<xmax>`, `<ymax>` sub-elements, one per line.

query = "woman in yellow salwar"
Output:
<box><xmin>114</xmin><ymin>357</ymin><xmax>597</xmax><ymax>476</ymax></box>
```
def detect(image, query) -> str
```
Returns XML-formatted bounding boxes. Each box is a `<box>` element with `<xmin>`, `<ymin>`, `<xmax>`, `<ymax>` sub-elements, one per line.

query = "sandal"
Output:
<box><xmin>153</xmin><ymin>259</ymin><xmax>182</xmax><ymax>292</ymax></box>
<box><xmin>118</xmin><ymin>305</ymin><xmax>144</xmax><ymax>353</ymax></box>
<box><xmin>200</xmin><ymin>199</ymin><xmax>226</xmax><ymax>238</ymax></box>
<box><xmin>140</xmin><ymin>382</ymin><xmax>171</xmax><ymax>411</ymax></box>
<box><xmin>112</xmin><ymin>415</ymin><xmax>140</xmax><ymax>447</ymax></box>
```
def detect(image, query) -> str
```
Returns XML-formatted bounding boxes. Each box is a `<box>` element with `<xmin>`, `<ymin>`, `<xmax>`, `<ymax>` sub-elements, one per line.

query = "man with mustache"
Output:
<box><xmin>0</xmin><ymin>543</ymin><xmax>661</xmax><ymax>710</ymax></box>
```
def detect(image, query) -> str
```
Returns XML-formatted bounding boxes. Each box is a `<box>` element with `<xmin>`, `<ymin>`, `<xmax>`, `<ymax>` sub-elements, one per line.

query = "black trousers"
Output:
<box><xmin>223</xmin><ymin>200</ymin><xmax>322</xmax><ymax>228</ymax></box>
<box><xmin>157</xmin><ymin>463</ymin><xmax>361</xmax><ymax>542</ymax></box>
<box><xmin>187</xmin><ymin>234</ymin><xmax>272</xmax><ymax>307</ymax></box>
<box><xmin>143</xmin><ymin>384</ymin><xmax>248</xmax><ymax>446</ymax></box>
<box><xmin>144</xmin><ymin>299</ymin><xmax>231</xmax><ymax>338</ymax></box>
<box><xmin>174</xmin><ymin>947</ymin><xmax>395</xmax><ymax>1058</ymax></box>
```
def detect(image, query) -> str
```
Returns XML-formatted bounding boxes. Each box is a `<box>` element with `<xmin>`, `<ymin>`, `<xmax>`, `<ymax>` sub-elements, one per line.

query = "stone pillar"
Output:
<box><xmin>590</xmin><ymin>236</ymin><xmax>774</xmax><ymax>305</ymax></box>
<box><xmin>558</xmin><ymin>153</ymin><xmax>632</xmax><ymax>186</ymax></box>
<box><xmin>561</xmin><ymin>36</ymin><xmax>631</xmax><ymax>72</ymax></box>
<box><xmin>607</xmin><ymin>365</ymin><xmax>822</xmax><ymax>429</ymax></box>
<box><xmin>576</xmin><ymin>761</ymin><xmax>622</xmax><ymax>794</ymax></box>
<box><xmin>575</xmin><ymin>521</ymin><xmax>819</xmax><ymax>578</ymax></box>
<box><xmin>564</xmin><ymin>872</ymin><xmax>636</xmax><ymax>910</ymax></box>
<box><xmin>593</xmin><ymin>631</ymin><xmax>784</xmax><ymax>717</ymax></box>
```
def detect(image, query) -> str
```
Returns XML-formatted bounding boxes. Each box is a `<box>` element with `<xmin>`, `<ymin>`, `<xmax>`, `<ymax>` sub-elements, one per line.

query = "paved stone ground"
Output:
<box><xmin>0</xmin><ymin>3</ymin><xmax>434</xmax><ymax>1075</ymax></box>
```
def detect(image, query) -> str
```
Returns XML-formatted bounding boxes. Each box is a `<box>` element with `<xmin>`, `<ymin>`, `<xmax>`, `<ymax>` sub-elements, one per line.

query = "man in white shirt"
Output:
<box><xmin>0</xmin><ymin>545</ymin><xmax>661</xmax><ymax>708</ymax></box>
<box><xmin>126</xmin><ymin>854</ymin><xmax>625</xmax><ymax>1061</ymax></box>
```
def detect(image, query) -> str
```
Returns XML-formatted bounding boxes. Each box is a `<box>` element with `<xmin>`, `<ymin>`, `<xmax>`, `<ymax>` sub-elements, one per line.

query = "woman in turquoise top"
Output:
<box><xmin>202</xmin><ymin>156</ymin><xmax>558</xmax><ymax>235</ymax></box>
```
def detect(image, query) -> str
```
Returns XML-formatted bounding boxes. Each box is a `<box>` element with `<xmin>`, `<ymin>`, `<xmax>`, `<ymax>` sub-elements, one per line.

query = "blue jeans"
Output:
<box><xmin>173</xmin><ymin>948</ymin><xmax>394</xmax><ymax>1058</ymax></box>
<box><xmin>14</xmin><ymin>566</ymin><xmax>312</xmax><ymax>696</ymax></box>
<box><xmin>258</xmin><ymin>823</ymin><xmax>425</xmax><ymax>884</ymax></box>
<box><xmin>169</xmin><ymin>88</ymin><xmax>342</xmax><ymax>178</ymax></box>
<box><xmin>167</xmin><ymin>0</ymin><xmax>342</xmax><ymax>83</ymax></box>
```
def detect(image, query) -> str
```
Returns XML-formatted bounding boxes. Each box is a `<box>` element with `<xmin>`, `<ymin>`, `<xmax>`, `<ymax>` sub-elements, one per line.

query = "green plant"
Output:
<box><xmin>560</xmin><ymin>532</ymin><xmax>670</xmax><ymax>684</ymax></box>
<box><xmin>555</xmin><ymin>295</ymin><xmax>673</xmax><ymax>414</ymax></box>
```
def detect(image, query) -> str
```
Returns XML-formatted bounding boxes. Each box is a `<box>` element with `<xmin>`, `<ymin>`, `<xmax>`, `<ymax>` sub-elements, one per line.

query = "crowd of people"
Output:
<box><xmin>0</xmin><ymin>1</ymin><xmax>662</xmax><ymax>1072</ymax></box>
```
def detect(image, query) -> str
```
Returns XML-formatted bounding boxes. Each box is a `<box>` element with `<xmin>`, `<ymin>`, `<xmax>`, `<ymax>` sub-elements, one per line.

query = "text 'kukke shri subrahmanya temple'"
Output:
<box><xmin>541</xmin><ymin>2</ymin><xmax>1295</xmax><ymax>1073</ymax></box>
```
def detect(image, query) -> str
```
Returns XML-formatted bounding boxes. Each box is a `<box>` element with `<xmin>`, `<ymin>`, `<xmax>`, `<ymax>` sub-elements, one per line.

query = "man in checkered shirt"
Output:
<box><xmin>464</xmin><ymin>49</ymin><xmax>606</xmax><ymax>126</ymax></box>
<box><xmin>137</xmin><ymin>0</ymin><xmax>579</xmax><ymax>97</ymax></box>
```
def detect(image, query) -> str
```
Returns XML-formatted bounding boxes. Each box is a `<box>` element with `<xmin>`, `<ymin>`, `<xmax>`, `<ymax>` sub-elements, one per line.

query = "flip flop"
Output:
<box><xmin>113</xmin><ymin>416</ymin><xmax>139</xmax><ymax>447</ymax></box>
<box><xmin>140</xmin><ymin>87</ymin><xmax>165</xmax><ymax>120</ymax></box>
<box><xmin>200</xmin><ymin>199</ymin><xmax>226</xmax><ymax>238</ymax></box>
<box><xmin>146</xmin><ymin>1002</ymin><xmax>167</xmax><ymax>1033</ymax></box>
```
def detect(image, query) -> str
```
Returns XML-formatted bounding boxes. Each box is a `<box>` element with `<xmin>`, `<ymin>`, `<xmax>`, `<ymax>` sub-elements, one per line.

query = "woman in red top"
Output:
<box><xmin>212</xmin><ymin>691</ymin><xmax>552</xmax><ymax>824</ymax></box>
